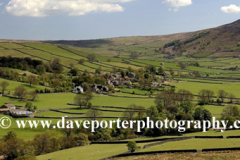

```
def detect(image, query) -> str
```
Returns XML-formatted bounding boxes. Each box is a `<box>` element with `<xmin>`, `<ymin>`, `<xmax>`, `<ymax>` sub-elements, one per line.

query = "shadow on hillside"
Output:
<box><xmin>44</xmin><ymin>39</ymin><xmax>113</xmax><ymax>48</ymax></box>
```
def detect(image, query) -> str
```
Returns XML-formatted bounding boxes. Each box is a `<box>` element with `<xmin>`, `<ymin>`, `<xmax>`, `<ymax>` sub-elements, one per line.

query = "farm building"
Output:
<box><xmin>10</xmin><ymin>109</ymin><xmax>34</xmax><ymax>118</ymax></box>
<box><xmin>0</xmin><ymin>103</ymin><xmax>16</xmax><ymax>113</ymax></box>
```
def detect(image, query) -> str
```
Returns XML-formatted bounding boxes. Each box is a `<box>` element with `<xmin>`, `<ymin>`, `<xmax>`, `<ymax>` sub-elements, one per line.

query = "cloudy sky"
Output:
<box><xmin>0</xmin><ymin>0</ymin><xmax>240</xmax><ymax>40</ymax></box>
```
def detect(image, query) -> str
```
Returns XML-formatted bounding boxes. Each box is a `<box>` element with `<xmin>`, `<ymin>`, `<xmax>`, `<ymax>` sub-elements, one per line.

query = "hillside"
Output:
<box><xmin>45</xmin><ymin>19</ymin><xmax>240</xmax><ymax>58</ymax></box>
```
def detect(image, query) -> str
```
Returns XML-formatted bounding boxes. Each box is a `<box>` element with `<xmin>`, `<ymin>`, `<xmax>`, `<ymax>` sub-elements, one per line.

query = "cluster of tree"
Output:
<box><xmin>120</xmin><ymin>105</ymin><xmax>211</xmax><ymax>137</ymax></box>
<box><xmin>188</xmin><ymin>62</ymin><xmax>200</xmax><ymax>67</ymax></box>
<box><xmin>155</xmin><ymin>89</ymin><xmax>194</xmax><ymax>107</ymax></box>
<box><xmin>74</xmin><ymin>90</ymin><xmax>93</xmax><ymax>109</ymax></box>
<box><xmin>72</xmin><ymin>71</ymin><xmax>107</xmax><ymax>86</ymax></box>
<box><xmin>13</xmin><ymin>86</ymin><xmax>38</xmax><ymax>101</ymax></box>
<box><xmin>0</xmin><ymin>56</ymin><xmax>43</xmax><ymax>72</ymax></box>
<box><xmin>25</xmin><ymin>102</ymin><xmax>37</xmax><ymax>111</ymax></box>
<box><xmin>0</xmin><ymin>57</ymin><xmax>64</xmax><ymax>75</ymax></box>
<box><xmin>221</xmin><ymin>106</ymin><xmax>240</xmax><ymax>127</ymax></box>
<box><xmin>0</xmin><ymin>68</ymin><xmax>22</xmax><ymax>82</ymax></box>
<box><xmin>87</xmin><ymin>54</ymin><xmax>96</xmax><ymax>62</ymax></box>
<box><xmin>118</xmin><ymin>89</ymin><xmax>211</xmax><ymax>137</ymax></box>
<box><xmin>178</xmin><ymin>62</ymin><xmax>188</xmax><ymax>69</ymax></box>
<box><xmin>0</xmin><ymin>130</ymin><xmax>90</xmax><ymax>160</ymax></box>
<box><xmin>198</xmin><ymin>89</ymin><xmax>236</xmax><ymax>105</ymax></box>
<box><xmin>190</xmin><ymin>71</ymin><xmax>201</xmax><ymax>77</ymax></box>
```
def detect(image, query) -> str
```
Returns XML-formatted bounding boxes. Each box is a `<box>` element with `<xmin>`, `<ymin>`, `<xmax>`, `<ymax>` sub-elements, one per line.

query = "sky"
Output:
<box><xmin>0</xmin><ymin>0</ymin><xmax>240</xmax><ymax>40</ymax></box>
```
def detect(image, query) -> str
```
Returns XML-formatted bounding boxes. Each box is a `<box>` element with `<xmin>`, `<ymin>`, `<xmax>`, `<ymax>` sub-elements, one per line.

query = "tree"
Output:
<box><xmin>14</xmin><ymin>86</ymin><xmax>27</xmax><ymax>101</ymax></box>
<box><xmin>158</xmin><ymin>66</ymin><xmax>165</xmax><ymax>75</ymax></box>
<box><xmin>0</xmin><ymin>131</ymin><xmax>35</xmax><ymax>160</ymax></box>
<box><xmin>74</xmin><ymin>94</ymin><xmax>87</xmax><ymax>109</ymax></box>
<box><xmin>144</xmin><ymin>73</ymin><xmax>150</xmax><ymax>79</ymax></box>
<box><xmin>87</xmin><ymin>106</ymin><xmax>102</xmax><ymax>120</ymax></box>
<box><xmin>146</xmin><ymin>106</ymin><xmax>159</xmax><ymax>119</ymax></box>
<box><xmin>145</xmin><ymin>65</ymin><xmax>156</xmax><ymax>73</ymax></box>
<box><xmin>178</xmin><ymin>61</ymin><xmax>187</xmax><ymax>69</ymax></box>
<box><xmin>192</xmin><ymin>71</ymin><xmax>201</xmax><ymax>77</ymax></box>
<box><xmin>25</xmin><ymin>102</ymin><xmax>37</xmax><ymax>111</ymax></box>
<box><xmin>139</xmin><ymin>78</ymin><xmax>151</xmax><ymax>89</ymax></box>
<box><xmin>69</xmin><ymin>68</ymin><xmax>78</xmax><ymax>76</ymax></box>
<box><xmin>36</xmin><ymin>65</ymin><xmax>45</xmax><ymax>74</ymax></box>
<box><xmin>28</xmin><ymin>91</ymin><xmax>39</xmax><ymax>101</ymax></box>
<box><xmin>218</xmin><ymin>90</ymin><xmax>228</xmax><ymax>103</ymax></box>
<box><xmin>165</xmin><ymin>105</ymin><xmax>179</xmax><ymax>115</ymax></box>
<box><xmin>205</xmin><ymin>90</ymin><xmax>214</xmax><ymax>103</ymax></box>
<box><xmin>84</xmin><ymin>90</ymin><xmax>93</xmax><ymax>105</ymax></box>
<box><xmin>228</xmin><ymin>93</ymin><xmax>236</xmax><ymax>103</ymax></box>
<box><xmin>178</xmin><ymin>89</ymin><xmax>194</xmax><ymax>103</ymax></box>
<box><xmin>193</xmin><ymin>107</ymin><xmax>212</xmax><ymax>121</ymax></box>
<box><xmin>50</xmin><ymin>58</ymin><xmax>63</xmax><ymax>74</ymax></box>
<box><xmin>87</xmin><ymin>54</ymin><xmax>96</xmax><ymax>62</ymax></box>
<box><xmin>135</xmin><ymin>106</ymin><xmax>145</xmax><ymax>120</ymax></box>
<box><xmin>95</xmin><ymin>67</ymin><xmax>101</xmax><ymax>74</ymax></box>
<box><xmin>27</xmin><ymin>75</ymin><xmax>38</xmax><ymax>87</ymax></box>
<box><xmin>3</xmin><ymin>131</ymin><xmax>17</xmax><ymax>141</ymax></box>
<box><xmin>127</xmin><ymin>141</ymin><xmax>137</xmax><ymax>153</ymax></box>
<box><xmin>180</xmin><ymin>101</ymin><xmax>194</xmax><ymax>114</ymax></box>
<box><xmin>52</xmin><ymin>79</ymin><xmax>61</xmax><ymax>88</ymax></box>
<box><xmin>33</xmin><ymin>131</ymin><xmax>61</xmax><ymax>155</ymax></box>
<box><xmin>123</xmin><ymin>104</ymin><xmax>137</xmax><ymax>120</ymax></box>
<box><xmin>169</xmin><ymin>69</ymin><xmax>174</xmax><ymax>75</ymax></box>
<box><xmin>79</xmin><ymin>59</ymin><xmax>86</xmax><ymax>64</ymax></box>
<box><xmin>74</xmin><ymin>90</ymin><xmax>93</xmax><ymax>109</ymax></box>
<box><xmin>0</xmin><ymin>81</ymin><xmax>9</xmax><ymax>95</ymax></box>
<box><xmin>155</xmin><ymin>90</ymin><xmax>175</xmax><ymax>107</ymax></box>
<box><xmin>198</xmin><ymin>89</ymin><xmax>214</xmax><ymax>104</ymax></box>
<box><xmin>74</xmin><ymin>133</ymin><xmax>90</xmax><ymax>146</ymax></box>
<box><xmin>82</xmin><ymin>82</ymin><xmax>90</xmax><ymax>91</ymax></box>
<box><xmin>221</xmin><ymin>106</ymin><xmax>240</xmax><ymax>119</ymax></box>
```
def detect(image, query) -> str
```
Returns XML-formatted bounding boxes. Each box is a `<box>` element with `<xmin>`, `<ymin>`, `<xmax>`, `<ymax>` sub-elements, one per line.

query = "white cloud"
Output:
<box><xmin>163</xmin><ymin>0</ymin><xmax>192</xmax><ymax>10</ymax></box>
<box><xmin>0</xmin><ymin>3</ymin><xmax>3</xmax><ymax>6</ymax></box>
<box><xmin>5</xmin><ymin>0</ymin><xmax>134</xmax><ymax>17</ymax></box>
<box><xmin>221</xmin><ymin>4</ymin><xmax>240</xmax><ymax>13</ymax></box>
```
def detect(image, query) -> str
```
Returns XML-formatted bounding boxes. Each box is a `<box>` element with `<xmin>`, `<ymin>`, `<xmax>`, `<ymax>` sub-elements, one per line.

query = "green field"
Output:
<box><xmin>37</xmin><ymin>144</ymin><xmax>127</xmax><ymax>160</ymax></box>
<box><xmin>2</xmin><ymin>40</ymin><xmax>240</xmax><ymax>159</ymax></box>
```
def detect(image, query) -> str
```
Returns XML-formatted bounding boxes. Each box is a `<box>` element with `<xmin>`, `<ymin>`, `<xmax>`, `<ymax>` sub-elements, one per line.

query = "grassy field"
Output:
<box><xmin>0</xmin><ymin>78</ymin><xmax>47</xmax><ymax>93</ymax></box>
<box><xmin>174</xmin><ymin>81</ymin><xmax>240</xmax><ymax>97</ymax></box>
<box><xmin>138</xmin><ymin>139</ymin><xmax>240</xmax><ymax>152</ymax></box>
<box><xmin>37</xmin><ymin>144</ymin><xmax>128</xmax><ymax>160</ymax></box>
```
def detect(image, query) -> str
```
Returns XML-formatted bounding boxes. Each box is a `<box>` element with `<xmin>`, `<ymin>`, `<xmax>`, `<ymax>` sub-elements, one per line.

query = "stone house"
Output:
<box><xmin>0</xmin><ymin>103</ymin><xmax>16</xmax><ymax>113</ymax></box>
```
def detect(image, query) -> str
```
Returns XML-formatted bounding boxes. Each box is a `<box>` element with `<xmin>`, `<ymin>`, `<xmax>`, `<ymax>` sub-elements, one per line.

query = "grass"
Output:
<box><xmin>91</xmin><ymin>95</ymin><xmax>155</xmax><ymax>108</ymax></box>
<box><xmin>0</xmin><ymin>78</ymin><xmax>47</xmax><ymax>93</ymax></box>
<box><xmin>37</xmin><ymin>144</ymin><xmax>128</xmax><ymax>160</ymax></box>
<box><xmin>11</xmin><ymin>93</ymin><xmax>75</xmax><ymax>110</ymax></box>
<box><xmin>137</xmin><ymin>139</ymin><xmax>240</xmax><ymax>152</ymax></box>
<box><xmin>174</xmin><ymin>81</ymin><xmax>240</xmax><ymax>97</ymax></box>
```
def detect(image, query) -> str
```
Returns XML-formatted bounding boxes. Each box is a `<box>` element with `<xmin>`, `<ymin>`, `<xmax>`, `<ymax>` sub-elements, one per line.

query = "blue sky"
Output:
<box><xmin>0</xmin><ymin>0</ymin><xmax>240</xmax><ymax>40</ymax></box>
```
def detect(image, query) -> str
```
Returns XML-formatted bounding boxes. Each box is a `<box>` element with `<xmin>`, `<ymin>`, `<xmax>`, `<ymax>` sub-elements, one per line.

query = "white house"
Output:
<box><xmin>73</xmin><ymin>86</ymin><xmax>84</xmax><ymax>93</ymax></box>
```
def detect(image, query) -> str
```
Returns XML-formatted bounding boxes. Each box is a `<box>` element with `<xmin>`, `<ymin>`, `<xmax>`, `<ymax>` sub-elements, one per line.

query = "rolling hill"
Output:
<box><xmin>45</xmin><ymin>19</ymin><xmax>240</xmax><ymax>58</ymax></box>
